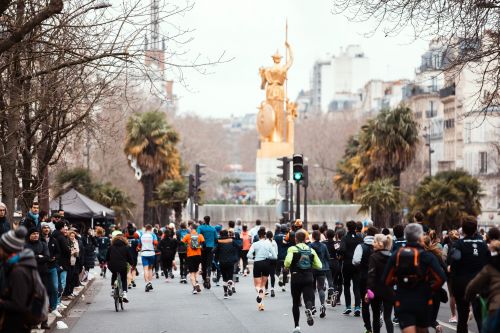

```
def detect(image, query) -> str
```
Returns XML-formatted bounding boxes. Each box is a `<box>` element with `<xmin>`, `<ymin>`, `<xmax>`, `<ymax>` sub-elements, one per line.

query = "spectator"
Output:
<box><xmin>19</xmin><ymin>201</ymin><xmax>41</xmax><ymax>235</ymax></box>
<box><xmin>40</xmin><ymin>222</ymin><xmax>61</xmax><ymax>318</ymax></box>
<box><xmin>52</xmin><ymin>221</ymin><xmax>70</xmax><ymax>309</ymax></box>
<box><xmin>0</xmin><ymin>203</ymin><xmax>10</xmax><ymax>238</ymax></box>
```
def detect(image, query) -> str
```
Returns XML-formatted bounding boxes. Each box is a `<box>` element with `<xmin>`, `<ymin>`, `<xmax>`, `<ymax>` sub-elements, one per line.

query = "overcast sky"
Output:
<box><xmin>170</xmin><ymin>0</ymin><xmax>429</xmax><ymax>118</ymax></box>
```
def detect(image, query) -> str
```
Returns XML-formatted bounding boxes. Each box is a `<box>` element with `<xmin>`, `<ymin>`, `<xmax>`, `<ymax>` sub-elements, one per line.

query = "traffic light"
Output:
<box><xmin>292</xmin><ymin>154</ymin><xmax>304</xmax><ymax>182</ymax></box>
<box><xmin>277</xmin><ymin>157</ymin><xmax>289</xmax><ymax>182</ymax></box>
<box><xmin>188</xmin><ymin>174</ymin><xmax>195</xmax><ymax>198</ymax></box>
<box><xmin>194</xmin><ymin>164</ymin><xmax>205</xmax><ymax>204</ymax></box>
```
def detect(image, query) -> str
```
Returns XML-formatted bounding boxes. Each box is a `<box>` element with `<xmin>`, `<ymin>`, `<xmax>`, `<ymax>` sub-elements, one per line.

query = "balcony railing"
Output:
<box><xmin>439</xmin><ymin>84</ymin><xmax>456</xmax><ymax>98</ymax></box>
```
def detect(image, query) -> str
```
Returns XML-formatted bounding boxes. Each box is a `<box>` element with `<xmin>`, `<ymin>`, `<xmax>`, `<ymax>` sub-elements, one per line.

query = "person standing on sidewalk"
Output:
<box><xmin>197</xmin><ymin>216</ymin><xmax>217</xmax><ymax>289</ymax></box>
<box><xmin>285</xmin><ymin>230</ymin><xmax>322</xmax><ymax>333</ymax></box>
<box><xmin>182</xmin><ymin>223</ymin><xmax>205</xmax><ymax>294</ymax></box>
<box><xmin>40</xmin><ymin>222</ymin><xmax>61</xmax><ymax>319</ymax></box>
<box><xmin>0</xmin><ymin>203</ymin><xmax>10</xmax><ymax>238</ymax></box>
<box><xmin>138</xmin><ymin>224</ymin><xmax>158</xmax><ymax>292</ymax></box>
<box><xmin>52</xmin><ymin>221</ymin><xmax>70</xmax><ymax>310</ymax></box>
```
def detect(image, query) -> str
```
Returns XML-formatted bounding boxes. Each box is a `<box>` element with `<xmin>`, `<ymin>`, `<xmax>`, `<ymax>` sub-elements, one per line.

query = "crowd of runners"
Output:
<box><xmin>98</xmin><ymin>214</ymin><xmax>500</xmax><ymax>333</ymax></box>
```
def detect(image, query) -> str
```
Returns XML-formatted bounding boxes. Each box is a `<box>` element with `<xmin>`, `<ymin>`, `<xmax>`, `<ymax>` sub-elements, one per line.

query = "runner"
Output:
<box><xmin>197</xmin><ymin>216</ymin><xmax>217</xmax><ymax>289</ymax></box>
<box><xmin>159</xmin><ymin>229</ymin><xmax>178</xmax><ymax>280</ymax></box>
<box><xmin>247</xmin><ymin>227</ymin><xmax>277</xmax><ymax>311</ymax></box>
<box><xmin>213</xmin><ymin>229</ymin><xmax>241</xmax><ymax>299</ymax></box>
<box><xmin>182</xmin><ymin>223</ymin><xmax>205</xmax><ymax>294</ymax></box>
<box><xmin>285</xmin><ymin>230</ymin><xmax>322</xmax><ymax>333</ymax></box>
<box><xmin>275</xmin><ymin>224</ymin><xmax>290</xmax><ymax>292</ymax></box>
<box><xmin>323</xmin><ymin>228</ymin><xmax>341</xmax><ymax>307</ymax></box>
<box><xmin>309</xmin><ymin>230</ymin><xmax>330</xmax><ymax>319</ymax></box>
<box><xmin>96</xmin><ymin>226</ymin><xmax>110</xmax><ymax>278</ymax></box>
<box><xmin>266</xmin><ymin>230</ymin><xmax>278</xmax><ymax>297</ymax></box>
<box><xmin>176</xmin><ymin>222</ymin><xmax>190</xmax><ymax>283</ymax></box>
<box><xmin>240</xmin><ymin>225</ymin><xmax>252</xmax><ymax>276</ymax></box>
<box><xmin>124</xmin><ymin>223</ymin><xmax>140</xmax><ymax>288</ymax></box>
<box><xmin>138</xmin><ymin>224</ymin><xmax>158</xmax><ymax>292</ymax></box>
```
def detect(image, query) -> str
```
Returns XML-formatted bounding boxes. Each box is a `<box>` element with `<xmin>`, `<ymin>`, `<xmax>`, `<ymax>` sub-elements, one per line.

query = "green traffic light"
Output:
<box><xmin>293</xmin><ymin>172</ymin><xmax>303</xmax><ymax>181</ymax></box>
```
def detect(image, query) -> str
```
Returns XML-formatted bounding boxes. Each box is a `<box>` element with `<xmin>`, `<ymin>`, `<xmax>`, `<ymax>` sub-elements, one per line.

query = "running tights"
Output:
<box><xmin>291</xmin><ymin>272</ymin><xmax>315</xmax><ymax>327</ymax></box>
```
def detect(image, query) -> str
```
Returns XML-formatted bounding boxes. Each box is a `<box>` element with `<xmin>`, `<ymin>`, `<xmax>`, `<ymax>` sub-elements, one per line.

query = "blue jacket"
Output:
<box><xmin>310</xmin><ymin>241</ymin><xmax>330</xmax><ymax>271</ymax></box>
<box><xmin>197</xmin><ymin>224</ymin><xmax>217</xmax><ymax>248</ymax></box>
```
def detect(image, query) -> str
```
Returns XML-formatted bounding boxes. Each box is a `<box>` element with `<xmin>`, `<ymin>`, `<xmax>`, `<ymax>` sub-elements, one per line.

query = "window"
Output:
<box><xmin>465</xmin><ymin>122</ymin><xmax>472</xmax><ymax>143</ymax></box>
<box><xmin>479</xmin><ymin>152</ymin><xmax>488</xmax><ymax>174</ymax></box>
<box><xmin>431</xmin><ymin>77</ymin><xmax>438</xmax><ymax>92</ymax></box>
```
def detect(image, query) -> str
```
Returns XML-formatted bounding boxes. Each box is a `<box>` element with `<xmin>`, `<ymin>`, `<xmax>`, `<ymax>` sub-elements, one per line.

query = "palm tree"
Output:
<box><xmin>153</xmin><ymin>178</ymin><xmax>188</xmax><ymax>223</ymax></box>
<box><xmin>124</xmin><ymin>111</ymin><xmax>181</xmax><ymax>225</ymax></box>
<box><xmin>372</xmin><ymin>106</ymin><xmax>419</xmax><ymax>185</ymax></box>
<box><xmin>54</xmin><ymin>167</ymin><xmax>95</xmax><ymax>198</ymax></box>
<box><xmin>96</xmin><ymin>183</ymin><xmax>136</xmax><ymax>226</ymax></box>
<box><xmin>356</xmin><ymin>178</ymin><xmax>400</xmax><ymax>228</ymax></box>
<box><xmin>411</xmin><ymin>170</ymin><xmax>483</xmax><ymax>232</ymax></box>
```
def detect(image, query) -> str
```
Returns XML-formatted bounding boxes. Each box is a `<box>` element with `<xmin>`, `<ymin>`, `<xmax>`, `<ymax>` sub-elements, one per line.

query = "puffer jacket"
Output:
<box><xmin>214</xmin><ymin>238</ymin><xmax>241</xmax><ymax>264</ymax></box>
<box><xmin>106</xmin><ymin>235</ymin><xmax>133</xmax><ymax>272</ymax></box>
<box><xmin>367</xmin><ymin>249</ymin><xmax>394</xmax><ymax>301</ymax></box>
<box><xmin>465</xmin><ymin>255</ymin><xmax>500</xmax><ymax>314</ymax></box>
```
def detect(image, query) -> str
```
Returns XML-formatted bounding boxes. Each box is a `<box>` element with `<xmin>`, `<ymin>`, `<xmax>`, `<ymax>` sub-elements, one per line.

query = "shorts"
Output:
<box><xmin>396</xmin><ymin>301</ymin><xmax>432</xmax><ymax>329</ymax></box>
<box><xmin>187</xmin><ymin>255</ymin><xmax>202</xmax><ymax>273</ymax></box>
<box><xmin>142</xmin><ymin>255</ymin><xmax>156</xmax><ymax>267</ymax></box>
<box><xmin>253</xmin><ymin>259</ymin><xmax>271</xmax><ymax>278</ymax></box>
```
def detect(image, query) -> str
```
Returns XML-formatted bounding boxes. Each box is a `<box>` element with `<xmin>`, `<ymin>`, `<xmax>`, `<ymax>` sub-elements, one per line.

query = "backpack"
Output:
<box><xmin>295</xmin><ymin>246</ymin><xmax>312</xmax><ymax>270</ymax></box>
<box><xmin>25</xmin><ymin>269</ymin><xmax>49</xmax><ymax>326</ymax></box>
<box><xmin>394</xmin><ymin>247</ymin><xmax>425</xmax><ymax>288</ymax></box>
<box><xmin>190</xmin><ymin>234</ymin><xmax>200</xmax><ymax>250</ymax></box>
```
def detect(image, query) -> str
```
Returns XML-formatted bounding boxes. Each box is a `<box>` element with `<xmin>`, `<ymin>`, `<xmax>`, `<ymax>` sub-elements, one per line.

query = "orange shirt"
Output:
<box><xmin>182</xmin><ymin>230</ymin><xmax>205</xmax><ymax>257</ymax></box>
<box><xmin>241</xmin><ymin>231</ymin><xmax>251</xmax><ymax>251</ymax></box>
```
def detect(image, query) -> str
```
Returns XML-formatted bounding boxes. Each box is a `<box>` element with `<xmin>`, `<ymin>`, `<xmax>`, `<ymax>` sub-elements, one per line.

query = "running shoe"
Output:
<box><xmin>192</xmin><ymin>288</ymin><xmax>198</xmax><ymax>295</ymax></box>
<box><xmin>122</xmin><ymin>291</ymin><xmax>129</xmax><ymax>303</ymax></box>
<box><xmin>448</xmin><ymin>316</ymin><xmax>457</xmax><ymax>323</ymax></box>
<box><xmin>342</xmin><ymin>308</ymin><xmax>352</xmax><ymax>315</ymax></box>
<box><xmin>354</xmin><ymin>306</ymin><xmax>361</xmax><ymax>317</ymax></box>
<box><xmin>195</xmin><ymin>284</ymin><xmax>202</xmax><ymax>293</ymax></box>
<box><xmin>311</xmin><ymin>306</ymin><xmax>317</xmax><ymax>316</ymax></box>
<box><xmin>147</xmin><ymin>282</ymin><xmax>153</xmax><ymax>290</ymax></box>
<box><xmin>169</xmin><ymin>272</ymin><xmax>174</xmax><ymax>279</ymax></box>
<box><xmin>271</xmin><ymin>289</ymin><xmax>275</xmax><ymax>298</ymax></box>
<box><xmin>265</xmin><ymin>290</ymin><xmax>270</xmax><ymax>296</ymax></box>
<box><xmin>131</xmin><ymin>281</ymin><xmax>136</xmax><ymax>287</ymax></box>
<box><xmin>228</xmin><ymin>282</ymin><xmax>233</xmax><ymax>296</ymax></box>
<box><xmin>145</xmin><ymin>285</ymin><xmax>149</xmax><ymax>292</ymax></box>
<box><xmin>320</xmin><ymin>304</ymin><xmax>326</xmax><ymax>318</ymax></box>
<box><xmin>232</xmin><ymin>286</ymin><xmax>236</xmax><ymax>293</ymax></box>
<box><xmin>205</xmin><ymin>277</ymin><xmax>211</xmax><ymax>290</ymax></box>
<box><xmin>256</xmin><ymin>289</ymin><xmax>264</xmax><ymax>303</ymax></box>
<box><xmin>155</xmin><ymin>272</ymin><xmax>159</xmax><ymax>279</ymax></box>
<box><xmin>224</xmin><ymin>292</ymin><xmax>228</xmax><ymax>299</ymax></box>
<box><xmin>282</xmin><ymin>287</ymin><xmax>286</xmax><ymax>292</ymax></box>
<box><xmin>258</xmin><ymin>303</ymin><xmax>264</xmax><ymax>311</ymax></box>
<box><xmin>305</xmin><ymin>309</ymin><xmax>314</xmax><ymax>326</ymax></box>
<box><xmin>331</xmin><ymin>291</ymin><xmax>339</xmax><ymax>308</ymax></box>
<box><xmin>278</xmin><ymin>275</ymin><xmax>284</xmax><ymax>287</ymax></box>
<box><xmin>292</xmin><ymin>326</ymin><xmax>301</xmax><ymax>333</ymax></box>
<box><xmin>392</xmin><ymin>317</ymin><xmax>399</xmax><ymax>325</ymax></box>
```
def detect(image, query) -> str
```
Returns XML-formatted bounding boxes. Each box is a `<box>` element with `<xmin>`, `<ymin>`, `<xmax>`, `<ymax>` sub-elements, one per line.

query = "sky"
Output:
<box><xmin>167</xmin><ymin>0</ymin><xmax>430</xmax><ymax>118</ymax></box>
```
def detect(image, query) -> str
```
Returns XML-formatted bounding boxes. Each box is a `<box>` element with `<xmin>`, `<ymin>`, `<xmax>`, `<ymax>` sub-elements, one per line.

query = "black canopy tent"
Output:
<box><xmin>50</xmin><ymin>188</ymin><xmax>115</xmax><ymax>228</ymax></box>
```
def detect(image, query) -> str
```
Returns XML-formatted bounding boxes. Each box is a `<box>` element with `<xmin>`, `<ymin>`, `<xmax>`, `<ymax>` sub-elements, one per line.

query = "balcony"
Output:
<box><xmin>439</xmin><ymin>84</ymin><xmax>456</xmax><ymax>98</ymax></box>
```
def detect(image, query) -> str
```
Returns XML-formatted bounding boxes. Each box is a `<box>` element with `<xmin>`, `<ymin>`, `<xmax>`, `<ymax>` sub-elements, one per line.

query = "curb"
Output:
<box><xmin>32</xmin><ymin>277</ymin><xmax>95</xmax><ymax>332</ymax></box>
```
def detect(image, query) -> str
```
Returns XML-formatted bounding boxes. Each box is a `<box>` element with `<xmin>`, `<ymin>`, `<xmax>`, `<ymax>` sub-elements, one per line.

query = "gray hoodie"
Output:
<box><xmin>352</xmin><ymin>235</ymin><xmax>374</xmax><ymax>266</ymax></box>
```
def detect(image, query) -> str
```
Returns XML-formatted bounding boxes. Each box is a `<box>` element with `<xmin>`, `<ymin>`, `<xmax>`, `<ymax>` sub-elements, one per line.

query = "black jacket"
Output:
<box><xmin>42</xmin><ymin>234</ymin><xmax>60</xmax><ymax>270</ymax></box>
<box><xmin>449</xmin><ymin>235</ymin><xmax>490</xmax><ymax>281</ymax></box>
<box><xmin>367</xmin><ymin>250</ymin><xmax>394</xmax><ymax>301</ymax></box>
<box><xmin>81</xmin><ymin>235</ymin><xmax>97</xmax><ymax>268</ymax></box>
<box><xmin>24</xmin><ymin>240</ymin><xmax>50</xmax><ymax>275</ymax></box>
<box><xmin>0</xmin><ymin>249</ymin><xmax>38</xmax><ymax>333</ymax></box>
<box><xmin>339</xmin><ymin>231</ymin><xmax>362</xmax><ymax>268</ymax></box>
<box><xmin>0</xmin><ymin>218</ymin><xmax>10</xmax><ymax>238</ymax></box>
<box><xmin>159</xmin><ymin>237</ymin><xmax>178</xmax><ymax>259</ymax></box>
<box><xmin>106</xmin><ymin>237</ymin><xmax>133</xmax><ymax>273</ymax></box>
<box><xmin>214</xmin><ymin>238</ymin><xmax>241</xmax><ymax>264</ymax></box>
<box><xmin>52</xmin><ymin>230</ymin><xmax>71</xmax><ymax>270</ymax></box>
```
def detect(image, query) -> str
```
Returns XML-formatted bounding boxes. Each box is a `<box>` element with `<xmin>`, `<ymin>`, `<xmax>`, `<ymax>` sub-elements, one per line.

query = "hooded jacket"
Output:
<box><xmin>159</xmin><ymin>236</ymin><xmax>178</xmax><ymax>260</ymax></box>
<box><xmin>339</xmin><ymin>231</ymin><xmax>363</xmax><ymax>268</ymax></box>
<box><xmin>0</xmin><ymin>249</ymin><xmax>38</xmax><ymax>332</ymax></box>
<box><xmin>52</xmin><ymin>229</ymin><xmax>71</xmax><ymax>270</ymax></box>
<box><xmin>25</xmin><ymin>238</ymin><xmax>50</xmax><ymax>275</ymax></box>
<box><xmin>106</xmin><ymin>235</ymin><xmax>133</xmax><ymax>272</ymax></box>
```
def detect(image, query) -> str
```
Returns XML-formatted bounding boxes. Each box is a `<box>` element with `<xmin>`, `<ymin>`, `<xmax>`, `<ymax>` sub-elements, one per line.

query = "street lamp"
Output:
<box><xmin>423</xmin><ymin>125</ymin><xmax>435</xmax><ymax>177</ymax></box>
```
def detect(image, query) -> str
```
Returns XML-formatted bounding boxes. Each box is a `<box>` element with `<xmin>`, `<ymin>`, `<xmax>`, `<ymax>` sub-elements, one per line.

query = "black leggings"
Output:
<box><xmin>240</xmin><ymin>250</ymin><xmax>249</xmax><ymax>272</ymax></box>
<box><xmin>268</xmin><ymin>259</ymin><xmax>277</xmax><ymax>288</ymax></box>
<box><xmin>220</xmin><ymin>262</ymin><xmax>234</xmax><ymax>282</ymax></box>
<box><xmin>291</xmin><ymin>272</ymin><xmax>315</xmax><ymax>327</ymax></box>
<box><xmin>111</xmin><ymin>269</ymin><xmax>128</xmax><ymax>292</ymax></box>
<box><xmin>276</xmin><ymin>260</ymin><xmax>288</xmax><ymax>285</ymax></box>
<box><xmin>371</xmin><ymin>298</ymin><xmax>393</xmax><ymax>333</ymax></box>
<box><xmin>178</xmin><ymin>253</ymin><xmax>187</xmax><ymax>277</ymax></box>
<box><xmin>313</xmin><ymin>273</ymin><xmax>326</xmax><ymax>305</ymax></box>
<box><xmin>201</xmin><ymin>247</ymin><xmax>214</xmax><ymax>280</ymax></box>
<box><xmin>360</xmin><ymin>275</ymin><xmax>371</xmax><ymax>330</ymax></box>
<box><xmin>342</xmin><ymin>266</ymin><xmax>360</xmax><ymax>308</ymax></box>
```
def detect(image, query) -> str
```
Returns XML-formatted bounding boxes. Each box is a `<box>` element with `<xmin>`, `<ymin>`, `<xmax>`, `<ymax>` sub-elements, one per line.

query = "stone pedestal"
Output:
<box><xmin>256</xmin><ymin>142</ymin><xmax>293</xmax><ymax>205</ymax></box>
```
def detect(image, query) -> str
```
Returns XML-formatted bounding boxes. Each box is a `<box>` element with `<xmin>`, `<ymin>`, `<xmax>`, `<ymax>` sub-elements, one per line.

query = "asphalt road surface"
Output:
<box><xmin>59</xmin><ymin>265</ymin><xmax>477</xmax><ymax>333</ymax></box>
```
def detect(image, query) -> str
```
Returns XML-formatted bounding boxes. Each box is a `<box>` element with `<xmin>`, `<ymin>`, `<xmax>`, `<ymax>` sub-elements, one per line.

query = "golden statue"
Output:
<box><xmin>257</xmin><ymin>40</ymin><xmax>296</xmax><ymax>143</ymax></box>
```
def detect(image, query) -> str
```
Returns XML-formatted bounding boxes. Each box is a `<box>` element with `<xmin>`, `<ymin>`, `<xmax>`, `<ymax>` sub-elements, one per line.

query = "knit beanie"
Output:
<box><xmin>0</xmin><ymin>227</ymin><xmax>27</xmax><ymax>253</ymax></box>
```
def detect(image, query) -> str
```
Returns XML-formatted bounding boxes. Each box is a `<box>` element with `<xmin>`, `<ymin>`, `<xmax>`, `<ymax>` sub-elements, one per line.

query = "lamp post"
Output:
<box><xmin>423</xmin><ymin>125</ymin><xmax>435</xmax><ymax>177</ymax></box>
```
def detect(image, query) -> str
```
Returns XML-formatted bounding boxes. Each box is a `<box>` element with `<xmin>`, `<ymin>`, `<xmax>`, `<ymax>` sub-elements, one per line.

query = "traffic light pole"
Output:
<box><xmin>295</xmin><ymin>181</ymin><xmax>300</xmax><ymax>220</ymax></box>
<box><xmin>303</xmin><ymin>165</ymin><xmax>308</xmax><ymax>231</ymax></box>
<box><xmin>290</xmin><ymin>182</ymin><xmax>294</xmax><ymax>222</ymax></box>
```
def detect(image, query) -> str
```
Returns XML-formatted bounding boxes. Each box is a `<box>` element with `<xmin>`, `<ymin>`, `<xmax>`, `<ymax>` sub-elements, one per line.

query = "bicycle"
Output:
<box><xmin>113</xmin><ymin>273</ymin><xmax>124</xmax><ymax>312</ymax></box>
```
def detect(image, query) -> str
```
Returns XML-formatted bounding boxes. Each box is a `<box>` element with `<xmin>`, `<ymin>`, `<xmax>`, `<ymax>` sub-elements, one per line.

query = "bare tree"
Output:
<box><xmin>332</xmin><ymin>0</ymin><xmax>500</xmax><ymax>115</ymax></box>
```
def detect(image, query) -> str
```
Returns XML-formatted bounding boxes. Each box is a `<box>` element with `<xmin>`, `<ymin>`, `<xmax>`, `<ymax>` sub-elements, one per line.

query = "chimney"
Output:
<box><xmin>166</xmin><ymin>80</ymin><xmax>173</xmax><ymax>101</ymax></box>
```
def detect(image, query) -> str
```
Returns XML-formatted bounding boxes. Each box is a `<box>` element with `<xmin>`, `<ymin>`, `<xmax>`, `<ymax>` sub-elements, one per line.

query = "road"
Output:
<box><xmin>59</xmin><ymin>265</ymin><xmax>477</xmax><ymax>333</ymax></box>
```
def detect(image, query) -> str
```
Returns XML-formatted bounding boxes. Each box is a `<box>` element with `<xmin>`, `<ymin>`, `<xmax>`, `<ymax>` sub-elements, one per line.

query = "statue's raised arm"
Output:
<box><xmin>259</xmin><ymin>67</ymin><xmax>267</xmax><ymax>90</ymax></box>
<box><xmin>284</xmin><ymin>41</ymin><xmax>293</xmax><ymax>71</ymax></box>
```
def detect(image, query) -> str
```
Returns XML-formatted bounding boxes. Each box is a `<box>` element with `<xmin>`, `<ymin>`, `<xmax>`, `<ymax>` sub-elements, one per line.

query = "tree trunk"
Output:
<box><xmin>142</xmin><ymin>175</ymin><xmax>154</xmax><ymax>227</ymax></box>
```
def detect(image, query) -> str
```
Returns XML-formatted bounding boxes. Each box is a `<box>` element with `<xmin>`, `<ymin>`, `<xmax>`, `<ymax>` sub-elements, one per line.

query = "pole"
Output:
<box><xmin>428</xmin><ymin>137</ymin><xmax>432</xmax><ymax>177</ymax></box>
<box><xmin>296</xmin><ymin>181</ymin><xmax>300</xmax><ymax>220</ymax></box>
<box><xmin>284</xmin><ymin>19</ymin><xmax>288</xmax><ymax>142</ymax></box>
<box><xmin>304</xmin><ymin>165</ymin><xmax>308</xmax><ymax>231</ymax></box>
<box><xmin>194</xmin><ymin>204</ymin><xmax>199</xmax><ymax>222</ymax></box>
<box><xmin>290</xmin><ymin>182</ymin><xmax>294</xmax><ymax>222</ymax></box>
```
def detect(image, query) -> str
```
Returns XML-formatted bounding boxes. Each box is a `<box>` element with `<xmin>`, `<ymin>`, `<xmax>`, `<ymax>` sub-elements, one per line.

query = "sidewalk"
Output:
<box><xmin>31</xmin><ymin>270</ymin><xmax>97</xmax><ymax>333</ymax></box>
